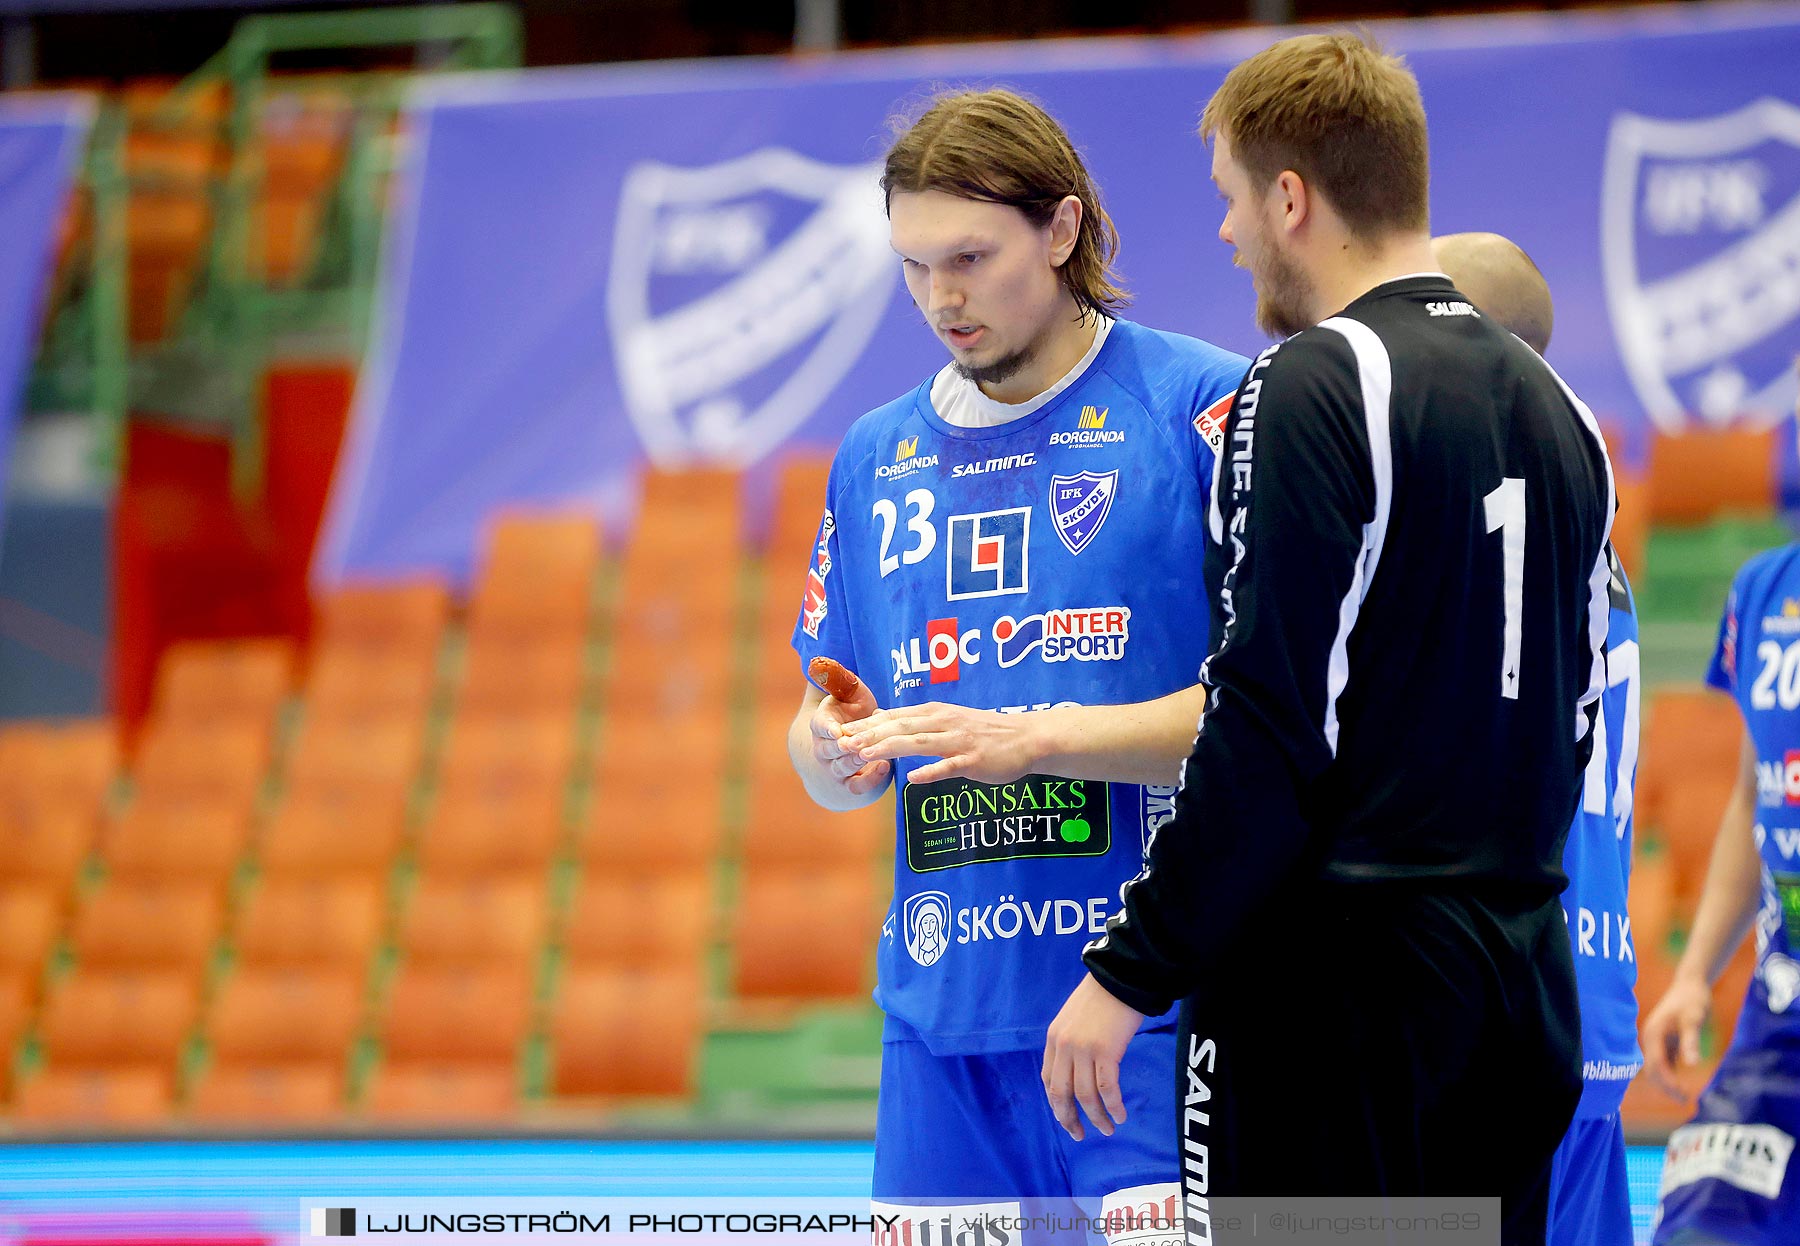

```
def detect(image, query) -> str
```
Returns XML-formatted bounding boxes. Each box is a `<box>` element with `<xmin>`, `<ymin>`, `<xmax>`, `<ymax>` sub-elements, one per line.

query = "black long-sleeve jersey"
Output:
<box><xmin>1085</xmin><ymin>275</ymin><xmax>1615</xmax><ymax>1016</ymax></box>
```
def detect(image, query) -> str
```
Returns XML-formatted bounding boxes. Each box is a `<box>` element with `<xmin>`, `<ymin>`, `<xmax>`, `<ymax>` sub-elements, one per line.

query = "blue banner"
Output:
<box><xmin>0</xmin><ymin>93</ymin><xmax>90</xmax><ymax>541</ymax></box>
<box><xmin>317</xmin><ymin>2</ymin><xmax>1800</xmax><ymax>587</ymax></box>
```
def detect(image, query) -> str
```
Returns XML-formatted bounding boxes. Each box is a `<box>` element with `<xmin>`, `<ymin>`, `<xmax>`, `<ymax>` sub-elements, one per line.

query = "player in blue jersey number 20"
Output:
<box><xmin>786</xmin><ymin>89</ymin><xmax>1246</xmax><ymax>1236</ymax></box>
<box><xmin>1643</xmin><ymin>359</ymin><xmax>1800</xmax><ymax>1246</ymax></box>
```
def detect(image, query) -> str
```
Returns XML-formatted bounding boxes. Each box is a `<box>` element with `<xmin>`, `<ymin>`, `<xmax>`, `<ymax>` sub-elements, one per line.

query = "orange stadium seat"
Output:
<box><xmin>1654</xmin><ymin>776</ymin><xmax>1739</xmax><ymax>900</ymax></box>
<box><xmin>39</xmin><ymin>968</ymin><xmax>199</xmax><ymax>1068</ymax></box>
<box><xmin>581</xmin><ymin>768</ymin><xmax>724</xmax><ymax>875</ymax></box>
<box><xmin>153</xmin><ymin>638</ymin><xmax>295</xmax><ymax>724</ymax></box>
<box><xmin>0</xmin><ymin>884</ymin><xmax>63</xmax><ymax>983</ymax></box>
<box><xmin>314</xmin><ymin>578</ymin><xmax>451</xmax><ymax>656</ymax></box>
<box><xmin>610</xmin><ymin>602</ymin><xmax>740</xmax><ymax>663</ymax></box>
<box><xmin>480</xmin><ymin>511</ymin><xmax>603</xmax><ymax>584</ymax></box>
<box><xmin>594</xmin><ymin>709</ymin><xmax>730</xmax><ymax>770</ymax></box>
<box><xmin>601</xmin><ymin>644</ymin><xmax>735</xmax><ymax>723</ymax></box>
<box><xmin>731</xmin><ymin>866</ymin><xmax>876</xmax><ymax>1002</ymax></box>
<box><xmin>132</xmin><ymin>719</ymin><xmax>270</xmax><ymax>807</ymax></box>
<box><xmin>188</xmin><ymin>1061</ymin><xmax>345</xmax><ymax>1123</ymax></box>
<box><xmin>208</xmin><ymin>967</ymin><xmax>364</xmax><ymax>1063</ymax></box>
<box><xmin>1635</xmin><ymin>935</ymin><xmax>1677</xmax><ymax>1021</ymax></box>
<box><xmin>122</xmin><ymin>129</ymin><xmax>218</xmax><ymax>185</ymax></box>
<box><xmin>614</xmin><ymin>559</ymin><xmax>739</xmax><ymax>624</ymax></box>
<box><xmin>1628</xmin><ymin>844</ymin><xmax>1679</xmax><ymax>962</ymax></box>
<box><xmin>285</xmin><ymin>712</ymin><xmax>426</xmax><ymax>793</ymax></box>
<box><xmin>0</xmin><ymin>719</ymin><xmax>117</xmax><ymax>804</ymax></box>
<box><xmin>468</xmin><ymin>580</ymin><xmax>594</xmax><ymax>646</ymax></box>
<box><xmin>0</xmin><ymin>973</ymin><xmax>29</xmax><ymax>1097</ymax></box>
<box><xmin>740</xmin><ymin>759</ymin><xmax>886</xmax><ymax>868</ymax></box>
<box><xmin>234</xmin><ymin>876</ymin><xmax>383</xmax><ymax>969</ymax></box>
<box><xmin>125</xmin><ymin>191</ymin><xmax>210</xmax><ymax>342</ymax></box>
<box><xmin>259</xmin><ymin>792</ymin><xmax>406</xmax><ymax>879</ymax></box>
<box><xmin>562</xmin><ymin>872</ymin><xmax>711</xmax><ymax>969</ymax></box>
<box><xmin>397</xmin><ymin>875</ymin><xmax>548</xmax><ymax>969</ymax></box>
<box><xmin>259</xmin><ymin>197</ymin><xmax>327</xmax><ymax>287</ymax></box>
<box><xmin>362</xmin><ymin>1061</ymin><xmax>519</xmax><ymax>1121</ymax></box>
<box><xmin>768</xmin><ymin>456</ymin><xmax>833</xmax><ymax>540</ymax></box>
<box><xmin>0</xmin><ymin>797</ymin><xmax>95</xmax><ymax>890</ymax></box>
<box><xmin>379</xmin><ymin>964</ymin><xmax>534</xmax><ymax>1062</ymax></box>
<box><xmin>641</xmin><ymin>466</ymin><xmax>740</xmax><ymax>516</ymax></box>
<box><xmin>14</xmin><ymin>1067</ymin><xmax>175</xmax><ymax>1125</ymax></box>
<box><xmin>1637</xmin><ymin>687</ymin><xmax>1743</xmax><ymax>827</ymax></box>
<box><xmin>415</xmin><ymin>786</ymin><xmax>564</xmax><ymax>876</ymax></box>
<box><xmin>305</xmin><ymin>648</ymin><xmax>439</xmax><ymax>721</ymax></box>
<box><xmin>1611</xmin><ymin>469</ymin><xmax>1649</xmax><ymax>582</ymax></box>
<box><xmin>103</xmin><ymin>799</ymin><xmax>251</xmax><ymax>882</ymax></box>
<box><xmin>551</xmin><ymin>964</ymin><xmax>704</xmax><ymax>1099</ymax></box>
<box><xmin>70</xmin><ymin>879</ymin><xmax>223</xmax><ymax>970</ymax></box>
<box><xmin>439</xmin><ymin>713</ymin><xmax>578</xmax><ymax>794</ymax></box>
<box><xmin>468</xmin><ymin>512</ymin><xmax>602</xmax><ymax>639</ymax></box>
<box><xmin>457</xmin><ymin>635</ymin><xmax>589</xmax><ymax>717</ymax></box>
<box><xmin>1649</xmin><ymin>425</ymin><xmax>1776</xmax><ymax>524</ymax></box>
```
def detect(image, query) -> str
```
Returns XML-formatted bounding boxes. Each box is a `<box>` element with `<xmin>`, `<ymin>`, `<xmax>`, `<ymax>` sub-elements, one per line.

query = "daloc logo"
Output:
<box><xmin>608</xmin><ymin>149</ymin><xmax>897</xmax><ymax>462</ymax></box>
<box><xmin>1602</xmin><ymin>99</ymin><xmax>1800</xmax><ymax>430</ymax></box>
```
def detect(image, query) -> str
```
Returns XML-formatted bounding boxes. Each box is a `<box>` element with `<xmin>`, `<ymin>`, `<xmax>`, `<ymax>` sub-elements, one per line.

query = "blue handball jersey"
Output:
<box><xmin>792</xmin><ymin>318</ymin><xmax>1246</xmax><ymax>1055</ymax></box>
<box><xmin>1563</xmin><ymin>551</ymin><xmax>1644</xmax><ymax>1119</ymax></box>
<box><xmin>1705</xmin><ymin>543</ymin><xmax>1800</xmax><ymax>1050</ymax></box>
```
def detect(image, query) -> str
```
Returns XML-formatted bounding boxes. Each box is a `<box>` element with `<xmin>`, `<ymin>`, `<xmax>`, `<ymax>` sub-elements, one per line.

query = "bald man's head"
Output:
<box><xmin>1431</xmin><ymin>232</ymin><xmax>1554</xmax><ymax>355</ymax></box>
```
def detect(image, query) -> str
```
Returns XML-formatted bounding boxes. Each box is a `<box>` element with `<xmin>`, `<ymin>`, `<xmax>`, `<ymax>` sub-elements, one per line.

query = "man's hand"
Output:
<box><xmin>1043</xmin><ymin>972</ymin><xmax>1144</xmax><ymax>1141</ymax></box>
<box><xmin>1641</xmin><ymin>972</ymin><xmax>1712</xmax><ymax>1102</ymax></box>
<box><xmin>842</xmin><ymin>702</ymin><xmax>1046</xmax><ymax>785</ymax></box>
<box><xmin>804</xmin><ymin>664</ymin><xmax>890</xmax><ymax>799</ymax></box>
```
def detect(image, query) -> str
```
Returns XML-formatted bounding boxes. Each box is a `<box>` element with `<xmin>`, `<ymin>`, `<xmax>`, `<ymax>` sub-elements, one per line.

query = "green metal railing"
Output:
<box><xmin>25</xmin><ymin>4</ymin><xmax>522</xmax><ymax>488</ymax></box>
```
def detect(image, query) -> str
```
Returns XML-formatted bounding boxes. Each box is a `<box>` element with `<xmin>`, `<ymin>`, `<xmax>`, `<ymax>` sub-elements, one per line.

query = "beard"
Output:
<box><xmin>1248</xmin><ymin>236</ymin><xmax>1314</xmax><ymax>339</ymax></box>
<box><xmin>951</xmin><ymin>339</ymin><xmax>1037</xmax><ymax>388</ymax></box>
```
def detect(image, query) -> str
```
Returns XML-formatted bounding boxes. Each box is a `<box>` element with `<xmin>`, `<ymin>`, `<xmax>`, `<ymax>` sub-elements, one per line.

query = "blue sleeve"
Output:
<box><xmin>1187</xmin><ymin>352</ymin><xmax>1248</xmax><ymax>510</ymax></box>
<box><xmin>790</xmin><ymin>451</ymin><xmax>865</xmax><ymax>690</ymax></box>
<box><xmin>1705</xmin><ymin>576</ymin><xmax>1741</xmax><ymax>695</ymax></box>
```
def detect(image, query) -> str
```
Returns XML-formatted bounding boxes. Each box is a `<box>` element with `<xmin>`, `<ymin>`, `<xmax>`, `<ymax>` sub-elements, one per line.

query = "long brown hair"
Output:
<box><xmin>882</xmin><ymin>87</ymin><xmax>1129</xmax><ymax>317</ymax></box>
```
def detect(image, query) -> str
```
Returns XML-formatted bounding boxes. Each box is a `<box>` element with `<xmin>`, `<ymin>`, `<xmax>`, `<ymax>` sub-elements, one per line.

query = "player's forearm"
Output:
<box><xmin>1675</xmin><ymin>754</ymin><xmax>1763</xmax><ymax>988</ymax></box>
<box><xmin>1027</xmin><ymin>686</ymin><xmax>1206</xmax><ymax>786</ymax></box>
<box><xmin>786</xmin><ymin>710</ymin><xmax>884</xmax><ymax>812</ymax></box>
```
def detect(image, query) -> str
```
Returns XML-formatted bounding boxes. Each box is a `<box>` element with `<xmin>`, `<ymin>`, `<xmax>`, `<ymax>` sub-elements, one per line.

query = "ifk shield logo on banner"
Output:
<box><xmin>1049</xmin><ymin>469</ymin><xmax>1119</xmax><ymax>556</ymax></box>
<box><xmin>1602</xmin><ymin>99</ymin><xmax>1800</xmax><ymax>430</ymax></box>
<box><xmin>607</xmin><ymin>149</ymin><xmax>898</xmax><ymax>464</ymax></box>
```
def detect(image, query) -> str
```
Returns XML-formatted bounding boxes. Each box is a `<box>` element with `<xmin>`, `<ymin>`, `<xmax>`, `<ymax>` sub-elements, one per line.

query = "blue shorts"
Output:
<box><xmin>872</xmin><ymin>1025</ymin><xmax>1180</xmax><ymax>1245</ymax></box>
<box><xmin>1652</xmin><ymin>1030</ymin><xmax>1800</xmax><ymax>1246</ymax></box>
<box><xmin>1549</xmin><ymin>1114</ymin><xmax>1633</xmax><ymax>1246</ymax></box>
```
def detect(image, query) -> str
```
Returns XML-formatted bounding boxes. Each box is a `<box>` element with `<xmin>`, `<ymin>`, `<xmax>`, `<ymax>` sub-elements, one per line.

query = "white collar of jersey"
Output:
<box><xmin>929</xmin><ymin>315</ymin><xmax>1115</xmax><ymax>429</ymax></box>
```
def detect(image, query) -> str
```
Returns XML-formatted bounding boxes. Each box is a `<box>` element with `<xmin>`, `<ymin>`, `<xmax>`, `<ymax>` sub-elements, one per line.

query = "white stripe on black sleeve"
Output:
<box><xmin>1536</xmin><ymin>355</ymin><xmax>1618</xmax><ymax>740</ymax></box>
<box><xmin>1315</xmin><ymin>316</ymin><xmax>1394</xmax><ymax>757</ymax></box>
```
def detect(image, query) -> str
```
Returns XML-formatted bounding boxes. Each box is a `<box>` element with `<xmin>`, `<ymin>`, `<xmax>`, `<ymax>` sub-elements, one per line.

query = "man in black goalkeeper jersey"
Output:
<box><xmin>1042</xmin><ymin>34</ymin><xmax>1615</xmax><ymax>1245</ymax></box>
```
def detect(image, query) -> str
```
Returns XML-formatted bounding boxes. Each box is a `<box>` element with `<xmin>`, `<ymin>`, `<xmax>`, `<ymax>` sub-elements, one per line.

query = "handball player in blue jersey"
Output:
<box><xmin>1437</xmin><ymin>232</ymin><xmax>1646</xmax><ymax>1246</ymax></box>
<box><xmin>786</xmin><ymin>89</ymin><xmax>1246</xmax><ymax>1231</ymax></box>
<box><xmin>1643</xmin><ymin>360</ymin><xmax>1800</xmax><ymax>1246</ymax></box>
